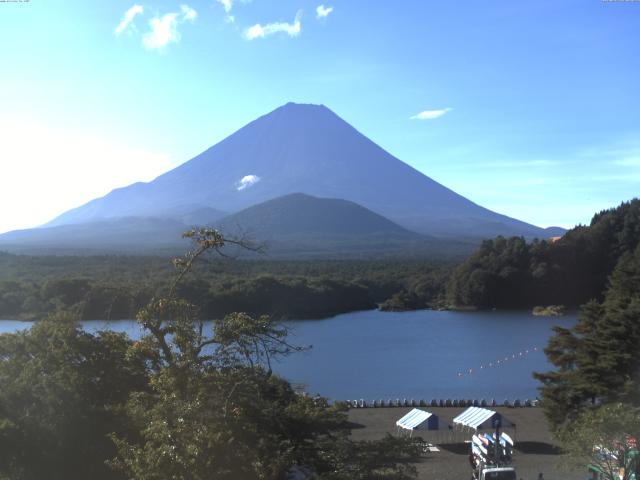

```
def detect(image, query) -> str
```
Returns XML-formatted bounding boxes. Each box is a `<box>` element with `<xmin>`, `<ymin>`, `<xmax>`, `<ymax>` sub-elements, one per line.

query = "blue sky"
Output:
<box><xmin>0</xmin><ymin>0</ymin><xmax>638</xmax><ymax>233</ymax></box>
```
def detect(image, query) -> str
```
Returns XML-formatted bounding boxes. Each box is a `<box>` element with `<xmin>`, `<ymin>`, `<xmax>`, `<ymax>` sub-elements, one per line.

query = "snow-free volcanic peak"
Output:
<box><xmin>45</xmin><ymin>102</ymin><xmax>550</xmax><ymax>239</ymax></box>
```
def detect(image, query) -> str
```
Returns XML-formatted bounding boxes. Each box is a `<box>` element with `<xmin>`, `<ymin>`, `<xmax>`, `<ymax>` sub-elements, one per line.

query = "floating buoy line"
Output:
<box><xmin>456</xmin><ymin>347</ymin><xmax>540</xmax><ymax>378</ymax></box>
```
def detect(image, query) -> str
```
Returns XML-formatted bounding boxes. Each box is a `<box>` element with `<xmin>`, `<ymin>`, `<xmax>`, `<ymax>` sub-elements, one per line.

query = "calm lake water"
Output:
<box><xmin>0</xmin><ymin>309</ymin><xmax>575</xmax><ymax>401</ymax></box>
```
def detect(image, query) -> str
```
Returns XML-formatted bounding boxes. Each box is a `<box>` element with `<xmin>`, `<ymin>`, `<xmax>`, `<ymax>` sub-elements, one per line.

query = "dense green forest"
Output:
<box><xmin>535</xmin><ymin>241</ymin><xmax>640</xmax><ymax>426</ymax></box>
<box><xmin>446</xmin><ymin>199</ymin><xmax>640</xmax><ymax>309</ymax></box>
<box><xmin>0</xmin><ymin>252</ymin><xmax>452</xmax><ymax>320</ymax></box>
<box><xmin>0</xmin><ymin>230</ymin><xmax>422</xmax><ymax>479</ymax></box>
<box><xmin>533</xmin><ymin>232</ymin><xmax>640</xmax><ymax>479</ymax></box>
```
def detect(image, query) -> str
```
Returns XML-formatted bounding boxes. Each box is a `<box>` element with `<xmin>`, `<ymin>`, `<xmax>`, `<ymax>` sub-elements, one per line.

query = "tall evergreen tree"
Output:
<box><xmin>535</xmin><ymin>244</ymin><xmax>640</xmax><ymax>429</ymax></box>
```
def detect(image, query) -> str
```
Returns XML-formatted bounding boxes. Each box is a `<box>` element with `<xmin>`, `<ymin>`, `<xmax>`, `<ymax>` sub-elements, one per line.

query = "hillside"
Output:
<box><xmin>213</xmin><ymin>193</ymin><xmax>458</xmax><ymax>258</ymax></box>
<box><xmin>0</xmin><ymin>217</ymin><xmax>188</xmax><ymax>254</ymax></box>
<box><xmin>217</xmin><ymin>193</ymin><xmax>415</xmax><ymax>237</ymax></box>
<box><xmin>446</xmin><ymin>198</ymin><xmax>640</xmax><ymax>309</ymax></box>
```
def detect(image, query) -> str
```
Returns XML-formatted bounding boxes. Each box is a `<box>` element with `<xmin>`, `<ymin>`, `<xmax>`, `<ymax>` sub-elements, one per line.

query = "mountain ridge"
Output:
<box><xmin>0</xmin><ymin>193</ymin><xmax>475</xmax><ymax>258</ymax></box>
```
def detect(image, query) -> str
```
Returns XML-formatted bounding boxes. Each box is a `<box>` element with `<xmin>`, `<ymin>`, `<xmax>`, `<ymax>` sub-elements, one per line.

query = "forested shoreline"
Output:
<box><xmin>2</xmin><ymin>199</ymin><xmax>638</xmax><ymax>321</ymax></box>
<box><xmin>0</xmin><ymin>254</ymin><xmax>452</xmax><ymax>321</ymax></box>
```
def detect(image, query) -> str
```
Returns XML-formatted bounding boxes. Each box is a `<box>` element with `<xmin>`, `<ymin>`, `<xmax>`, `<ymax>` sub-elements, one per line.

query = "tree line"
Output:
<box><xmin>0</xmin><ymin>254</ymin><xmax>452</xmax><ymax>321</ymax></box>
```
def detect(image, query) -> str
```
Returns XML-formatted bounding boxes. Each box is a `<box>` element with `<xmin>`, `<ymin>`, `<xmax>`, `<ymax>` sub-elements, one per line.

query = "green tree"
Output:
<box><xmin>110</xmin><ymin>228</ymin><xmax>420</xmax><ymax>479</ymax></box>
<box><xmin>446</xmin><ymin>199</ymin><xmax>640</xmax><ymax>310</ymax></box>
<box><xmin>535</xmin><ymin>244</ymin><xmax>640</xmax><ymax>429</ymax></box>
<box><xmin>0</xmin><ymin>314</ymin><xmax>148</xmax><ymax>480</ymax></box>
<box><xmin>0</xmin><ymin>228</ymin><xmax>421</xmax><ymax>479</ymax></box>
<box><xmin>558</xmin><ymin>403</ymin><xmax>640</xmax><ymax>480</ymax></box>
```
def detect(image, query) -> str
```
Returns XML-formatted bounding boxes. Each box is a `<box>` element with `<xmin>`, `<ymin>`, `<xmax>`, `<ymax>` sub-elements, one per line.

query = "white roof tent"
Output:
<box><xmin>453</xmin><ymin>406</ymin><xmax>514</xmax><ymax>432</ymax></box>
<box><xmin>396</xmin><ymin>408</ymin><xmax>443</xmax><ymax>432</ymax></box>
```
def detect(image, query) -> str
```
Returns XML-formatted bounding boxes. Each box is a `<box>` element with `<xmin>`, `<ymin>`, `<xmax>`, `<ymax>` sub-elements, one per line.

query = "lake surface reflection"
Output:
<box><xmin>0</xmin><ymin>309</ymin><xmax>575</xmax><ymax>401</ymax></box>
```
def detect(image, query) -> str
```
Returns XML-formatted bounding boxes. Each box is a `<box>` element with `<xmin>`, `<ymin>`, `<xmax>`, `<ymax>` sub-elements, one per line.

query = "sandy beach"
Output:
<box><xmin>348</xmin><ymin>406</ymin><xmax>584</xmax><ymax>480</ymax></box>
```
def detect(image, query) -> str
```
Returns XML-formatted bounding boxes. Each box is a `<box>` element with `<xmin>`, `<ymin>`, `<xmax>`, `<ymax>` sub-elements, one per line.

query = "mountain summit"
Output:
<box><xmin>47</xmin><ymin>102</ymin><xmax>549</xmax><ymax>238</ymax></box>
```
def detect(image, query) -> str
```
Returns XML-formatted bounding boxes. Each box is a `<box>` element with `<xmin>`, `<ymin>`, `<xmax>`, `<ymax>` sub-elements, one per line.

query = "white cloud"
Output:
<box><xmin>245</xmin><ymin>11</ymin><xmax>302</xmax><ymax>40</ymax></box>
<box><xmin>215</xmin><ymin>0</ymin><xmax>235</xmax><ymax>21</ymax></box>
<box><xmin>237</xmin><ymin>174</ymin><xmax>261</xmax><ymax>191</ymax></box>
<box><xmin>0</xmin><ymin>118</ymin><xmax>173</xmax><ymax>234</ymax></box>
<box><xmin>181</xmin><ymin>4</ymin><xmax>198</xmax><ymax>22</ymax></box>
<box><xmin>410</xmin><ymin>108</ymin><xmax>452</xmax><ymax>120</ymax></box>
<box><xmin>142</xmin><ymin>5</ymin><xmax>197</xmax><ymax>51</ymax></box>
<box><xmin>114</xmin><ymin>4</ymin><xmax>144</xmax><ymax>36</ymax></box>
<box><xmin>143</xmin><ymin>13</ymin><xmax>181</xmax><ymax>50</ymax></box>
<box><xmin>216</xmin><ymin>0</ymin><xmax>233</xmax><ymax>13</ymax></box>
<box><xmin>316</xmin><ymin>4</ymin><xmax>333</xmax><ymax>19</ymax></box>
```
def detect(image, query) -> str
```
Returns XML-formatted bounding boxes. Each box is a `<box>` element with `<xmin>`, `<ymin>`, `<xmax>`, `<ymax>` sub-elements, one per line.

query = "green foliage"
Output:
<box><xmin>534</xmin><ymin>243</ymin><xmax>640</xmax><ymax>429</ymax></box>
<box><xmin>447</xmin><ymin>236</ymin><xmax>531</xmax><ymax>308</ymax></box>
<box><xmin>108</xmin><ymin>228</ymin><xmax>420</xmax><ymax>479</ymax></box>
<box><xmin>0</xmin><ymin>313</ymin><xmax>148</xmax><ymax>480</ymax></box>
<box><xmin>203</xmin><ymin>275</ymin><xmax>376</xmax><ymax>319</ymax></box>
<box><xmin>557</xmin><ymin>404</ymin><xmax>640</xmax><ymax>480</ymax></box>
<box><xmin>0</xmin><ymin>228</ymin><xmax>422</xmax><ymax>479</ymax></box>
<box><xmin>379</xmin><ymin>269</ymin><xmax>450</xmax><ymax>311</ymax></box>
<box><xmin>0</xmin><ymin>252</ymin><xmax>451</xmax><ymax>320</ymax></box>
<box><xmin>447</xmin><ymin>199</ymin><xmax>640</xmax><ymax>309</ymax></box>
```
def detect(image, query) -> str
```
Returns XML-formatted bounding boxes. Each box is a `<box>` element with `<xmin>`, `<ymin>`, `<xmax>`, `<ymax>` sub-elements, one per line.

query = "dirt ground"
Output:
<box><xmin>348</xmin><ymin>406</ymin><xmax>585</xmax><ymax>480</ymax></box>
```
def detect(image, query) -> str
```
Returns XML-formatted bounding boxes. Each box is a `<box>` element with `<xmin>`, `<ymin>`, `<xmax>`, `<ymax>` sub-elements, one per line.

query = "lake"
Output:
<box><xmin>0</xmin><ymin>309</ymin><xmax>575</xmax><ymax>402</ymax></box>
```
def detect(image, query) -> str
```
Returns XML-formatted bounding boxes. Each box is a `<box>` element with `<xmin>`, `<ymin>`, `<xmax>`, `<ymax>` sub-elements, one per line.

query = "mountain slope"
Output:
<box><xmin>0</xmin><ymin>194</ymin><xmax>473</xmax><ymax>258</ymax></box>
<box><xmin>46</xmin><ymin>102</ymin><xmax>557</xmax><ymax>239</ymax></box>
<box><xmin>0</xmin><ymin>217</ymin><xmax>188</xmax><ymax>254</ymax></box>
<box><xmin>214</xmin><ymin>193</ymin><xmax>470</xmax><ymax>258</ymax></box>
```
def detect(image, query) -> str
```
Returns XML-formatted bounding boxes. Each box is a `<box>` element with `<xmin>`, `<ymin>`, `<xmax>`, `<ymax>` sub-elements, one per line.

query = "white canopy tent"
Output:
<box><xmin>396</xmin><ymin>408</ymin><xmax>448</xmax><ymax>439</ymax></box>
<box><xmin>452</xmin><ymin>407</ymin><xmax>515</xmax><ymax>438</ymax></box>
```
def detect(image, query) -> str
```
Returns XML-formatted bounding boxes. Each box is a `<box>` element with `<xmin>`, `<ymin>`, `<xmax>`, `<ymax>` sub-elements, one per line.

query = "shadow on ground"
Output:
<box><xmin>438</xmin><ymin>442</ymin><xmax>469</xmax><ymax>455</ymax></box>
<box><xmin>516</xmin><ymin>441</ymin><xmax>561</xmax><ymax>455</ymax></box>
<box><xmin>345</xmin><ymin>421</ymin><xmax>365</xmax><ymax>430</ymax></box>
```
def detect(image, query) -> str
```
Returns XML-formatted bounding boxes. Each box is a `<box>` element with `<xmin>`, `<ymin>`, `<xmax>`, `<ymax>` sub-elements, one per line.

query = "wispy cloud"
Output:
<box><xmin>114</xmin><ymin>4</ymin><xmax>144</xmax><ymax>36</ymax></box>
<box><xmin>579</xmin><ymin>143</ymin><xmax>640</xmax><ymax>168</ymax></box>
<box><xmin>484</xmin><ymin>159</ymin><xmax>558</xmax><ymax>168</ymax></box>
<box><xmin>237</xmin><ymin>174</ymin><xmax>261</xmax><ymax>190</ymax></box>
<box><xmin>216</xmin><ymin>0</ymin><xmax>233</xmax><ymax>13</ymax></box>
<box><xmin>215</xmin><ymin>0</ymin><xmax>236</xmax><ymax>22</ymax></box>
<box><xmin>316</xmin><ymin>4</ymin><xmax>333</xmax><ymax>19</ymax></box>
<box><xmin>142</xmin><ymin>5</ymin><xmax>197</xmax><ymax>51</ymax></box>
<box><xmin>245</xmin><ymin>11</ymin><xmax>302</xmax><ymax>40</ymax></box>
<box><xmin>410</xmin><ymin>108</ymin><xmax>452</xmax><ymax>120</ymax></box>
<box><xmin>614</xmin><ymin>157</ymin><xmax>640</xmax><ymax>167</ymax></box>
<box><xmin>180</xmin><ymin>4</ymin><xmax>197</xmax><ymax>22</ymax></box>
